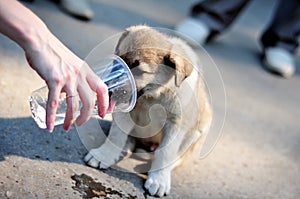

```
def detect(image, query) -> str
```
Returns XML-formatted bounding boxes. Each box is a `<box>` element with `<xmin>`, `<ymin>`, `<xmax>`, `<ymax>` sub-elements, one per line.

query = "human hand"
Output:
<box><xmin>25</xmin><ymin>32</ymin><xmax>109</xmax><ymax>132</ymax></box>
<box><xmin>0</xmin><ymin>1</ymin><xmax>109</xmax><ymax>132</ymax></box>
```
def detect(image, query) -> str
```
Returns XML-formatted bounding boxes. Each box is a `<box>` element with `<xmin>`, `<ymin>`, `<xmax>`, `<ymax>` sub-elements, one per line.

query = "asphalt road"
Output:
<box><xmin>0</xmin><ymin>0</ymin><xmax>299</xmax><ymax>198</ymax></box>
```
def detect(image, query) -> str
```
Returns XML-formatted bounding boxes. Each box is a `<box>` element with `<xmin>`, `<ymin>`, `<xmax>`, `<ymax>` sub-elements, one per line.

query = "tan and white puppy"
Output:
<box><xmin>84</xmin><ymin>25</ymin><xmax>212</xmax><ymax>197</ymax></box>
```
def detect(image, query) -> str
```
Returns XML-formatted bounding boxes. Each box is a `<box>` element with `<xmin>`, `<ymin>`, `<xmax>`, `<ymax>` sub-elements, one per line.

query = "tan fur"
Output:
<box><xmin>115</xmin><ymin>25</ymin><xmax>211</xmax><ymax>147</ymax></box>
<box><xmin>84</xmin><ymin>25</ymin><xmax>212</xmax><ymax>197</ymax></box>
<box><xmin>115</xmin><ymin>25</ymin><xmax>212</xmax><ymax>195</ymax></box>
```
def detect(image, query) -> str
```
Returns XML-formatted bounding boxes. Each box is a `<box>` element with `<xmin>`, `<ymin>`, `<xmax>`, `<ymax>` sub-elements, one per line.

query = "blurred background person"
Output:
<box><xmin>22</xmin><ymin>0</ymin><xmax>94</xmax><ymax>21</ymax></box>
<box><xmin>176</xmin><ymin>0</ymin><xmax>300</xmax><ymax>78</ymax></box>
<box><xmin>60</xmin><ymin>0</ymin><xmax>94</xmax><ymax>21</ymax></box>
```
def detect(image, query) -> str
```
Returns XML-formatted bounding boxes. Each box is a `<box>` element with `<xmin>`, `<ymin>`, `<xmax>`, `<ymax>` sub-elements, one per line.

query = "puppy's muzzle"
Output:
<box><xmin>137</xmin><ymin>84</ymin><xmax>160</xmax><ymax>99</ymax></box>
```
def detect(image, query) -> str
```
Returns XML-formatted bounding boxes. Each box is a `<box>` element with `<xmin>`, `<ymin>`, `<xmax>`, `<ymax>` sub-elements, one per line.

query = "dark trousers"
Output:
<box><xmin>190</xmin><ymin>0</ymin><xmax>300</xmax><ymax>53</ymax></box>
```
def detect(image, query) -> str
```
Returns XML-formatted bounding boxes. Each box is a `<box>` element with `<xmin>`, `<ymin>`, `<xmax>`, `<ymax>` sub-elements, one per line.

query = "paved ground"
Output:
<box><xmin>0</xmin><ymin>0</ymin><xmax>299</xmax><ymax>198</ymax></box>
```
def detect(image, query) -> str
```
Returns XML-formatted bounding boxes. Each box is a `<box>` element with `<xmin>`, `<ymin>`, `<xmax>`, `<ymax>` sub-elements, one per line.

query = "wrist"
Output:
<box><xmin>19</xmin><ymin>22</ymin><xmax>50</xmax><ymax>53</ymax></box>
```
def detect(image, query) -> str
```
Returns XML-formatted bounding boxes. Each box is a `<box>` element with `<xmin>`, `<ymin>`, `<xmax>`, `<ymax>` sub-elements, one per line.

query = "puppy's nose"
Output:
<box><xmin>137</xmin><ymin>88</ymin><xmax>146</xmax><ymax>98</ymax></box>
<box><xmin>137</xmin><ymin>87</ymin><xmax>152</xmax><ymax>98</ymax></box>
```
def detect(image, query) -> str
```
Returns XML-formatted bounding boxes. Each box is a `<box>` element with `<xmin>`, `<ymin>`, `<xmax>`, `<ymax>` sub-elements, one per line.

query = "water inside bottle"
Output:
<box><xmin>29</xmin><ymin>96</ymin><xmax>67</xmax><ymax>129</ymax></box>
<box><xmin>29</xmin><ymin>80</ymin><xmax>133</xmax><ymax>130</ymax></box>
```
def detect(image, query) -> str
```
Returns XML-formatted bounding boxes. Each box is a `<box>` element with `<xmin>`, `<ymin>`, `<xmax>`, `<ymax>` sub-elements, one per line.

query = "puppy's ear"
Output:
<box><xmin>115</xmin><ymin>30</ymin><xmax>129</xmax><ymax>55</ymax></box>
<box><xmin>164</xmin><ymin>53</ymin><xmax>193</xmax><ymax>87</ymax></box>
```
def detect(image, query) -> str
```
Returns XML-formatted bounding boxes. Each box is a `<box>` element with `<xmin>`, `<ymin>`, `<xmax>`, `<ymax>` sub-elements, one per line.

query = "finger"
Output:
<box><xmin>94</xmin><ymin>80</ymin><xmax>109</xmax><ymax>118</ymax></box>
<box><xmin>46</xmin><ymin>85</ymin><xmax>61</xmax><ymax>132</ymax></box>
<box><xmin>87</xmin><ymin>75</ymin><xmax>109</xmax><ymax>118</ymax></box>
<box><xmin>75</xmin><ymin>83</ymin><xmax>95</xmax><ymax>126</ymax></box>
<box><xmin>107</xmin><ymin>100</ymin><xmax>116</xmax><ymax>113</ymax></box>
<box><xmin>63</xmin><ymin>93</ymin><xmax>79</xmax><ymax>131</ymax></box>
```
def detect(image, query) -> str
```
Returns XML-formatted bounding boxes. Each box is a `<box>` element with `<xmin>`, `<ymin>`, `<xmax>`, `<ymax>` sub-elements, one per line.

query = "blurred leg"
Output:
<box><xmin>260</xmin><ymin>0</ymin><xmax>300</xmax><ymax>77</ymax></box>
<box><xmin>60</xmin><ymin>0</ymin><xmax>94</xmax><ymax>21</ymax></box>
<box><xmin>175</xmin><ymin>0</ymin><xmax>250</xmax><ymax>43</ymax></box>
<box><xmin>260</xmin><ymin>0</ymin><xmax>300</xmax><ymax>53</ymax></box>
<box><xmin>191</xmin><ymin>0</ymin><xmax>251</xmax><ymax>39</ymax></box>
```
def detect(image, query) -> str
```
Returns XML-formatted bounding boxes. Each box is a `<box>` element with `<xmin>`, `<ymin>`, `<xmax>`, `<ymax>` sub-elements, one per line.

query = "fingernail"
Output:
<box><xmin>98</xmin><ymin>110</ymin><xmax>103</xmax><ymax>118</ymax></box>
<box><xmin>75</xmin><ymin>119</ymin><xmax>82</xmax><ymax>127</ymax></box>
<box><xmin>100</xmin><ymin>111</ymin><xmax>107</xmax><ymax>118</ymax></box>
<box><xmin>48</xmin><ymin>123</ymin><xmax>54</xmax><ymax>133</ymax></box>
<box><xmin>107</xmin><ymin>106</ymin><xmax>114</xmax><ymax>113</ymax></box>
<box><xmin>63</xmin><ymin>124</ymin><xmax>70</xmax><ymax>132</ymax></box>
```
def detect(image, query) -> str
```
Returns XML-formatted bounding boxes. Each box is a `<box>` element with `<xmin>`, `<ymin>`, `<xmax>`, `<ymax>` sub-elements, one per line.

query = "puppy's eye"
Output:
<box><xmin>130</xmin><ymin>60</ymin><xmax>140</xmax><ymax>69</ymax></box>
<box><xmin>163</xmin><ymin>55</ymin><xmax>176</xmax><ymax>69</ymax></box>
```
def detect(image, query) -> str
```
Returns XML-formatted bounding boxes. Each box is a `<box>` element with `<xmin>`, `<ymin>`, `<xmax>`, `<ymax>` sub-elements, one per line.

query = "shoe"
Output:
<box><xmin>60</xmin><ymin>0</ymin><xmax>94</xmax><ymax>21</ymax></box>
<box><xmin>175</xmin><ymin>17</ymin><xmax>210</xmax><ymax>44</ymax></box>
<box><xmin>262</xmin><ymin>47</ymin><xmax>295</xmax><ymax>78</ymax></box>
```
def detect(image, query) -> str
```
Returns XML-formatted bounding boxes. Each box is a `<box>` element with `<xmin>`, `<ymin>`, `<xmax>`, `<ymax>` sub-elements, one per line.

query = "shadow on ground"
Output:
<box><xmin>0</xmin><ymin>117</ymin><xmax>146</xmax><ymax>194</ymax></box>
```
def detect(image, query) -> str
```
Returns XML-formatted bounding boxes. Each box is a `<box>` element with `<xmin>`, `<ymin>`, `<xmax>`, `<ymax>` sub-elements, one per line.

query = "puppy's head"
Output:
<box><xmin>115</xmin><ymin>25</ymin><xmax>193</xmax><ymax>99</ymax></box>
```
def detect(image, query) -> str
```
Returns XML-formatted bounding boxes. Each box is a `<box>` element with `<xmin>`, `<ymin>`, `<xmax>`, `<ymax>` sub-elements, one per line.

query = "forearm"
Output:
<box><xmin>0</xmin><ymin>0</ymin><xmax>109</xmax><ymax>131</ymax></box>
<box><xmin>0</xmin><ymin>0</ymin><xmax>49</xmax><ymax>51</ymax></box>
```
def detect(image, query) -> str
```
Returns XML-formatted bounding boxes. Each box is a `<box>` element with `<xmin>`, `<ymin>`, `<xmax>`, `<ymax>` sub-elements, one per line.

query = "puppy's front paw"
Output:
<box><xmin>84</xmin><ymin>146</ymin><xmax>121</xmax><ymax>169</ymax></box>
<box><xmin>144</xmin><ymin>169</ymin><xmax>171</xmax><ymax>197</ymax></box>
<box><xmin>84</xmin><ymin>149</ymin><xmax>109</xmax><ymax>169</ymax></box>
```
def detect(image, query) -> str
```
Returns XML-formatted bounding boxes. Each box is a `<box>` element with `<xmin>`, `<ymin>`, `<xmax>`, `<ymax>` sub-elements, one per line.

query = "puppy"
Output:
<box><xmin>84</xmin><ymin>25</ymin><xmax>212</xmax><ymax>197</ymax></box>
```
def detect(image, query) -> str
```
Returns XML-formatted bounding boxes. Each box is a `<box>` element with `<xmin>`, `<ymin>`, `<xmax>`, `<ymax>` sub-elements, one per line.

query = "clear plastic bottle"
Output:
<box><xmin>29</xmin><ymin>55</ymin><xmax>136</xmax><ymax>129</ymax></box>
